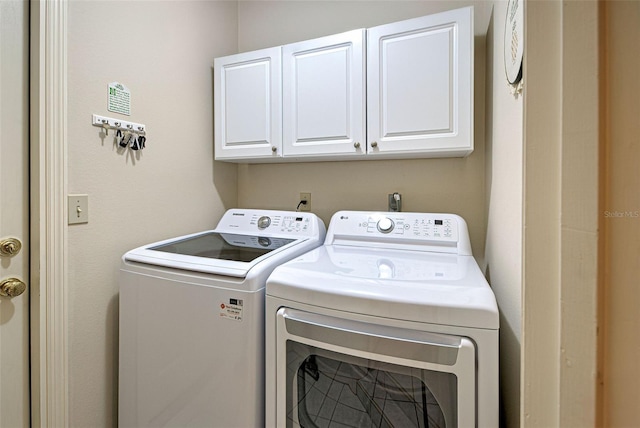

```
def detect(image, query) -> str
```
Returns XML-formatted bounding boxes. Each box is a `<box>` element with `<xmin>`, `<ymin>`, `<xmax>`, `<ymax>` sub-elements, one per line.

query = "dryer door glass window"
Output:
<box><xmin>288</xmin><ymin>345</ymin><xmax>455</xmax><ymax>428</ymax></box>
<box><xmin>276</xmin><ymin>309</ymin><xmax>476</xmax><ymax>428</ymax></box>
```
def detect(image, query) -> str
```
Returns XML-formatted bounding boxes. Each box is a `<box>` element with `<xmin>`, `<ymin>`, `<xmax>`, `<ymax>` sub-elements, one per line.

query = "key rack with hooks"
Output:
<box><xmin>92</xmin><ymin>114</ymin><xmax>148</xmax><ymax>151</ymax></box>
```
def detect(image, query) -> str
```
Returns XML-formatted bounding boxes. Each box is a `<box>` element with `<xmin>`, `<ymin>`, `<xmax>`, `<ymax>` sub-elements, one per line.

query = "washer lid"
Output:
<box><xmin>266</xmin><ymin>246</ymin><xmax>499</xmax><ymax>329</ymax></box>
<box><xmin>149</xmin><ymin>232</ymin><xmax>295</xmax><ymax>263</ymax></box>
<box><xmin>123</xmin><ymin>208</ymin><xmax>326</xmax><ymax>278</ymax></box>
<box><xmin>125</xmin><ymin>230</ymin><xmax>305</xmax><ymax>277</ymax></box>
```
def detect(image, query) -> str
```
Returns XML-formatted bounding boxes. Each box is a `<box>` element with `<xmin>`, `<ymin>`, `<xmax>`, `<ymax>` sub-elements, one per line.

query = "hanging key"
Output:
<box><xmin>118</xmin><ymin>130</ymin><xmax>129</xmax><ymax>148</ymax></box>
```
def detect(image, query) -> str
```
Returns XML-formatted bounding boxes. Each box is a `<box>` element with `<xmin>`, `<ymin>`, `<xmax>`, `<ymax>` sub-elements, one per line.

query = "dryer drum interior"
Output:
<box><xmin>289</xmin><ymin>344</ymin><xmax>455</xmax><ymax>428</ymax></box>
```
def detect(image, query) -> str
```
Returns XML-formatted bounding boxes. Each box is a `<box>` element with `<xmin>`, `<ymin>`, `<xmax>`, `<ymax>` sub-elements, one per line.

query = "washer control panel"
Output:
<box><xmin>326</xmin><ymin>211</ymin><xmax>471</xmax><ymax>255</ymax></box>
<box><xmin>215</xmin><ymin>209</ymin><xmax>322</xmax><ymax>237</ymax></box>
<box><xmin>250</xmin><ymin>214</ymin><xmax>313</xmax><ymax>234</ymax></box>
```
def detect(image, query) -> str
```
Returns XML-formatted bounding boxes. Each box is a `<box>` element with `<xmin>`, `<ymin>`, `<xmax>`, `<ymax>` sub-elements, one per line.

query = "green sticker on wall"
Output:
<box><xmin>107</xmin><ymin>82</ymin><xmax>131</xmax><ymax>116</ymax></box>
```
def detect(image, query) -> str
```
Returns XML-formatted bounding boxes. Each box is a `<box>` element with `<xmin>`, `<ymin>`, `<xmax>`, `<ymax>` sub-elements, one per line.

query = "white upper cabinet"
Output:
<box><xmin>367</xmin><ymin>7</ymin><xmax>473</xmax><ymax>158</ymax></box>
<box><xmin>214</xmin><ymin>47</ymin><xmax>282</xmax><ymax>161</ymax></box>
<box><xmin>282</xmin><ymin>30</ymin><xmax>366</xmax><ymax>159</ymax></box>
<box><xmin>213</xmin><ymin>6</ymin><xmax>474</xmax><ymax>163</ymax></box>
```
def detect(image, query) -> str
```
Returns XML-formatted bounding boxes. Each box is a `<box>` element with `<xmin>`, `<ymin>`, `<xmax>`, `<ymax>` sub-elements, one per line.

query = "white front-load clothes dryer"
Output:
<box><xmin>118</xmin><ymin>209</ymin><xmax>325</xmax><ymax>428</ymax></box>
<box><xmin>265</xmin><ymin>211</ymin><xmax>499</xmax><ymax>428</ymax></box>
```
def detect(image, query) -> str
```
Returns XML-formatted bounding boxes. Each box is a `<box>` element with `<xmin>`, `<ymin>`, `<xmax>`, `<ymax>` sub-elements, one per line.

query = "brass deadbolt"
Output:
<box><xmin>0</xmin><ymin>278</ymin><xmax>27</xmax><ymax>298</ymax></box>
<box><xmin>0</xmin><ymin>238</ymin><xmax>22</xmax><ymax>257</ymax></box>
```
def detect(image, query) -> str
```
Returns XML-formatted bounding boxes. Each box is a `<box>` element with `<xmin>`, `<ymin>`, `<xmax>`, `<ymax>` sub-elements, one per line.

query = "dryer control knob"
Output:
<box><xmin>257</xmin><ymin>216</ymin><xmax>271</xmax><ymax>229</ymax></box>
<box><xmin>377</xmin><ymin>217</ymin><xmax>395</xmax><ymax>233</ymax></box>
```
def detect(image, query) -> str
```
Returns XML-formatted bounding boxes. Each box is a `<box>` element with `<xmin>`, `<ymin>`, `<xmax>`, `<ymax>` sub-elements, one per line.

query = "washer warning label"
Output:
<box><xmin>219</xmin><ymin>298</ymin><xmax>243</xmax><ymax>322</ymax></box>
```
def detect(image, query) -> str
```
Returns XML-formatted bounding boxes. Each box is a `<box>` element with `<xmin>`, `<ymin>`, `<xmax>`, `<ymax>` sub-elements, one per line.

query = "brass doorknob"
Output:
<box><xmin>0</xmin><ymin>278</ymin><xmax>27</xmax><ymax>298</ymax></box>
<box><xmin>0</xmin><ymin>238</ymin><xmax>22</xmax><ymax>257</ymax></box>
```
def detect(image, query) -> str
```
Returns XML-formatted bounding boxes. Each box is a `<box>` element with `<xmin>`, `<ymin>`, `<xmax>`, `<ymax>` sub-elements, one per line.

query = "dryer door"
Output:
<box><xmin>275</xmin><ymin>308</ymin><xmax>475</xmax><ymax>428</ymax></box>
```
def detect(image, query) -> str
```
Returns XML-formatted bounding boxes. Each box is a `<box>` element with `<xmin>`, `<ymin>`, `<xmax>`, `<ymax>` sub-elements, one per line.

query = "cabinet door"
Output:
<box><xmin>214</xmin><ymin>47</ymin><xmax>282</xmax><ymax>161</ymax></box>
<box><xmin>367</xmin><ymin>7</ymin><xmax>473</xmax><ymax>158</ymax></box>
<box><xmin>282</xmin><ymin>30</ymin><xmax>365</xmax><ymax>158</ymax></box>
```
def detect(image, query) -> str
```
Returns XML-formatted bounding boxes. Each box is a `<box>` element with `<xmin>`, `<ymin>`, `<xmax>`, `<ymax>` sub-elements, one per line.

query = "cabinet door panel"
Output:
<box><xmin>283</xmin><ymin>30</ymin><xmax>365</xmax><ymax>158</ymax></box>
<box><xmin>368</xmin><ymin>7</ymin><xmax>473</xmax><ymax>158</ymax></box>
<box><xmin>295</xmin><ymin>48</ymin><xmax>348</xmax><ymax>141</ymax></box>
<box><xmin>384</xmin><ymin>28</ymin><xmax>452</xmax><ymax>136</ymax></box>
<box><xmin>225</xmin><ymin>63</ymin><xmax>270</xmax><ymax>144</ymax></box>
<box><xmin>214</xmin><ymin>47</ymin><xmax>282</xmax><ymax>161</ymax></box>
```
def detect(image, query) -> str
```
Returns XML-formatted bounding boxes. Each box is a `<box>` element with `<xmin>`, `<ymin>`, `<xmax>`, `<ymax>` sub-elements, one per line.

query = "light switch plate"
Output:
<box><xmin>68</xmin><ymin>194</ymin><xmax>89</xmax><ymax>224</ymax></box>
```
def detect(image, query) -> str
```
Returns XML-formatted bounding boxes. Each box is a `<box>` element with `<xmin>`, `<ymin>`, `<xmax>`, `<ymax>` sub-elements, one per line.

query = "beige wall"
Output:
<box><xmin>522</xmin><ymin>1</ymin><xmax>600</xmax><ymax>427</ymax></box>
<box><xmin>602</xmin><ymin>1</ymin><xmax>640</xmax><ymax>425</ymax></box>
<box><xmin>483</xmin><ymin>2</ymin><xmax>523</xmax><ymax>427</ymax></box>
<box><xmin>236</xmin><ymin>1</ymin><xmax>525</xmax><ymax>426</ymax></box>
<box><xmin>56</xmin><ymin>1</ymin><xmax>621</xmax><ymax>426</ymax></box>
<box><xmin>558</xmin><ymin>2</ymin><xmax>599</xmax><ymax>426</ymax></box>
<box><xmin>66</xmin><ymin>2</ymin><xmax>237</xmax><ymax>426</ymax></box>
<box><xmin>62</xmin><ymin>1</ymin><xmax>530</xmax><ymax>426</ymax></box>
<box><xmin>236</xmin><ymin>0</ymin><xmax>491</xmax><ymax>260</ymax></box>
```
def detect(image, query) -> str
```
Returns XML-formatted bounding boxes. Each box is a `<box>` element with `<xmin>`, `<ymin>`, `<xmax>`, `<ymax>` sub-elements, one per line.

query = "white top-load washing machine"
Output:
<box><xmin>119</xmin><ymin>208</ymin><xmax>325</xmax><ymax>428</ymax></box>
<box><xmin>265</xmin><ymin>211</ymin><xmax>499</xmax><ymax>428</ymax></box>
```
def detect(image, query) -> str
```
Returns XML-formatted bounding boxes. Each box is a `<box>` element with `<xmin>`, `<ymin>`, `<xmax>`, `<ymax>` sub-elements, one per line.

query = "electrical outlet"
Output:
<box><xmin>299</xmin><ymin>192</ymin><xmax>311</xmax><ymax>212</ymax></box>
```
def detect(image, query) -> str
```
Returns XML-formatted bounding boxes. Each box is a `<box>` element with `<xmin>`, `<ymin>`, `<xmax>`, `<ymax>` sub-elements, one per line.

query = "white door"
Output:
<box><xmin>282</xmin><ymin>30</ymin><xmax>365</xmax><ymax>159</ymax></box>
<box><xmin>214</xmin><ymin>47</ymin><xmax>282</xmax><ymax>161</ymax></box>
<box><xmin>0</xmin><ymin>1</ymin><xmax>31</xmax><ymax>427</ymax></box>
<box><xmin>367</xmin><ymin>7</ymin><xmax>474</xmax><ymax>158</ymax></box>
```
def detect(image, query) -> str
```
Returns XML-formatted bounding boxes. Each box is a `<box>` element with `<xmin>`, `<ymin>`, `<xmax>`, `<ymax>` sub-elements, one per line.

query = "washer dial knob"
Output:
<box><xmin>258</xmin><ymin>237</ymin><xmax>271</xmax><ymax>247</ymax></box>
<box><xmin>377</xmin><ymin>217</ymin><xmax>395</xmax><ymax>233</ymax></box>
<box><xmin>257</xmin><ymin>216</ymin><xmax>271</xmax><ymax>229</ymax></box>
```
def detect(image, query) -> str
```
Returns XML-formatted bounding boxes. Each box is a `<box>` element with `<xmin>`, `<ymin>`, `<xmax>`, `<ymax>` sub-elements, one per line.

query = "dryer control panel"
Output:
<box><xmin>325</xmin><ymin>211</ymin><xmax>472</xmax><ymax>255</ymax></box>
<box><xmin>366</xmin><ymin>215</ymin><xmax>457</xmax><ymax>240</ymax></box>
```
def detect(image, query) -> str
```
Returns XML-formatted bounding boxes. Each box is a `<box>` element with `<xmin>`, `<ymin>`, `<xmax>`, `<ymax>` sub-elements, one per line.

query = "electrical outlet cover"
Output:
<box><xmin>299</xmin><ymin>192</ymin><xmax>311</xmax><ymax>212</ymax></box>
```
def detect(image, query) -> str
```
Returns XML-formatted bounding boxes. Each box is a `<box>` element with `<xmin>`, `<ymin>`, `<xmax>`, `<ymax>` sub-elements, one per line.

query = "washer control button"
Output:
<box><xmin>257</xmin><ymin>216</ymin><xmax>271</xmax><ymax>229</ymax></box>
<box><xmin>377</xmin><ymin>217</ymin><xmax>395</xmax><ymax>233</ymax></box>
